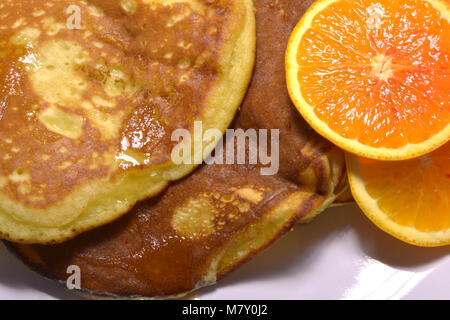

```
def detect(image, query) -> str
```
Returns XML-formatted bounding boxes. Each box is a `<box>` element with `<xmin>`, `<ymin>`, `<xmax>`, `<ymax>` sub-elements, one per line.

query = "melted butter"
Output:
<box><xmin>18</xmin><ymin>50</ymin><xmax>41</xmax><ymax>72</ymax></box>
<box><xmin>116</xmin><ymin>149</ymin><xmax>152</xmax><ymax>168</ymax></box>
<box><xmin>10</xmin><ymin>27</ymin><xmax>41</xmax><ymax>46</ymax></box>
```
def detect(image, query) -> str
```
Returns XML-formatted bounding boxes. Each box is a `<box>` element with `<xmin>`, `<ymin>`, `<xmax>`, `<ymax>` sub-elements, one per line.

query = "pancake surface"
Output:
<box><xmin>0</xmin><ymin>0</ymin><xmax>255</xmax><ymax>242</ymax></box>
<box><xmin>8</xmin><ymin>0</ymin><xmax>347</xmax><ymax>299</ymax></box>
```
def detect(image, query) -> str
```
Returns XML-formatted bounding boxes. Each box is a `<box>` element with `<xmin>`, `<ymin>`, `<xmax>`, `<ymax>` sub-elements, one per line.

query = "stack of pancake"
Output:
<box><xmin>1</xmin><ymin>0</ymin><xmax>350</xmax><ymax>299</ymax></box>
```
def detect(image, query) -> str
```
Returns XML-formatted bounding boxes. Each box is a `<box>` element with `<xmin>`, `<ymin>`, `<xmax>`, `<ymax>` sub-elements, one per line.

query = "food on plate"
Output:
<box><xmin>286</xmin><ymin>0</ymin><xmax>450</xmax><ymax>161</ymax></box>
<box><xmin>0</xmin><ymin>0</ymin><xmax>255</xmax><ymax>243</ymax></box>
<box><xmin>9</xmin><ymin>159</ymin><xmax>341</xmax><ymax>299</ymax></box>
<box><xmin>285</xmin><ymin>0</ymin><xmax>449</xmax><ymax>247</ymax></box>
<box><xmin>347</xmin><ymin>142</ymin><xmax>450</xmax><ymax>247</ymax></box>
<box><xmin>6</xmin><ymin>0</ymin><xmax>347</xmax><ymax>299</ymax></box>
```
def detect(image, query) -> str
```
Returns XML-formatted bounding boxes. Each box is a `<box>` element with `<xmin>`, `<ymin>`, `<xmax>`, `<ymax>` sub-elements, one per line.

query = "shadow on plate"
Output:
<box><xmin>200</xmin><ymin>204</ymin><xmax>450</xmax><ymax>295</ymax></box>
<box><xmin>0</xmin><ymin>243</ymin><xmax>80</xmax><ymax>300</ymax></box>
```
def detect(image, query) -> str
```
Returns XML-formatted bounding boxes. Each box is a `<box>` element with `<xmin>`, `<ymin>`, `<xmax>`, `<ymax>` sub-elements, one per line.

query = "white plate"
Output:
<box><xmin>1</xmin><ymin>204</ymin><xmax>449</xmax><ymax>300</ymax></box>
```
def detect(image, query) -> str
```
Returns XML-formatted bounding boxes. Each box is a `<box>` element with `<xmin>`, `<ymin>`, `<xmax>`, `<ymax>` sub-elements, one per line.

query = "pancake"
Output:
<box><xmin>7</xmin><ymin>0</ymin><xmax>348</xmax><ymax>299</ymax></box>
<box><xmin>333</xmin><ymin>184</ymin><xmax>354</xmax><ymax>206</ymax></box>
<box><xmin>0</xmin><ymin>0</ymin><xmax>255</xmax><ymax>243</ymax></box>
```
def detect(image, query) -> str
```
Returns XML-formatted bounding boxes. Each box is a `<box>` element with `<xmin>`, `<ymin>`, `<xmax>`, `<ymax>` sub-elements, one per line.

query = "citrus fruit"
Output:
<box><xmin>347</xmin><ymin>142</ymin><xmax>450</xmax><ymax>246</ymax></box>
<box><xmin>286</xmin><ymin>0</ymin><xmax>450</xmax><ymax>160</ymax></box>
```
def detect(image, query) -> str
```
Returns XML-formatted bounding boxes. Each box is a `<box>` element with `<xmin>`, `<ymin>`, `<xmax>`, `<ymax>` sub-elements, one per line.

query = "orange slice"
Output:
<box><xmin>347</xmin><ymin>142</ymin><xmax>450</xmax><ymax>246</ymax></box>
<box><xmin>286</xmin><ymin>0</ymin><xmax>450</xmax><ymax>160</ymax></box>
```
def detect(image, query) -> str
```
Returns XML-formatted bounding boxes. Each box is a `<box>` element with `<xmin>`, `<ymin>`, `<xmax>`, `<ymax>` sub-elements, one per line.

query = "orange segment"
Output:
<box><xmin>286</xmin><ymin>0</ymin><xmax>450</xmax><ymax>160</ymax></box>
<box><xmin>347</xmin><ymin>142</ymin><xmax>450</xmax><ymax>246</ymax></box>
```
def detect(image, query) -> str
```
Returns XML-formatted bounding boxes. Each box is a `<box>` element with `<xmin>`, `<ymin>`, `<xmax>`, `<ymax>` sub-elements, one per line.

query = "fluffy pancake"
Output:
<box><xmin>7</xmin><ymin>0</ymin><xmax>347</xmax><ymax>299</ymax></box>
<box><xmin>0</xmin><ymin>0</ymin><xmax>255</xmax><ymax>243</ymax></box>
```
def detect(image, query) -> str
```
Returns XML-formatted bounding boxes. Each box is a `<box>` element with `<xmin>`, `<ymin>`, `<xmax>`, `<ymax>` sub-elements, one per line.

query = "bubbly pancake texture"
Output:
<box><xmin>7</xmin><ymin>0</ymin><xmax>347</xmax><ymax>299</ymax></box>
<box><xmin>0</xmin><ymin>0</ymin><xmax>255</xmax><ymax>242</ymax></box>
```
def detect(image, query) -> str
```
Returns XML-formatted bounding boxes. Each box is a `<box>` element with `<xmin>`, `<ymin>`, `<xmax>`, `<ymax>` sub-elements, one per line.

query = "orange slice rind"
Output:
<box><xmin>347</xmin><ymin>142</ymin><xmax>450</xmax><ymax>247</ymax></box>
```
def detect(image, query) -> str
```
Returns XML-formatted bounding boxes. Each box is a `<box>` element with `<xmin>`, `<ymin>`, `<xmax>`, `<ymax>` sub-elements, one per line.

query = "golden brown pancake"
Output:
<box><xmin>0</xmin><ymin>0</ymin><xmax>255</xmax><ymax>243</ymax></box>
<box><xmin>7</xmin><ymin>0</ymin><xmax>347</xmax><ymax>299</ymax></box>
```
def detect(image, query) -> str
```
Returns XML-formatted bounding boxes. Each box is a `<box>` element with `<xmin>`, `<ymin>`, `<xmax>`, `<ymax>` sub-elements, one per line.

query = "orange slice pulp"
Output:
<box><xmin>286</xmin><ymin>0</ymin><xmax>450</xmax><ymax>160</ymax></box>
<box><xmin>347</xmin><ymin>142</ymin><xmax>450</xmax><ymax>246</ymax></box>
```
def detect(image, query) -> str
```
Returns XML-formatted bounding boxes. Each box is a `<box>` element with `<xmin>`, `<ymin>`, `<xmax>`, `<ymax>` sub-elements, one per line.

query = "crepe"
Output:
<box><xmin>7</xmin><ymin>0</ymin><xmax>348</xmax><ymax>298</ymax></box>
<box><xmin>0</xmin><ymin>0</ymin><xmax>255</xmax><ymax>243</ymax></box>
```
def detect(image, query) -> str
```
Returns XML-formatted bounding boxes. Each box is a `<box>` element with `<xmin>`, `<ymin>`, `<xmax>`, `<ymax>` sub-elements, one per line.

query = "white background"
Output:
<box><xmin>1</xmin><ymin>204</ymin><xmax>449</xmax><ymax>300</ymax></box>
